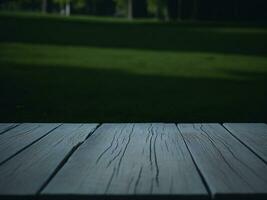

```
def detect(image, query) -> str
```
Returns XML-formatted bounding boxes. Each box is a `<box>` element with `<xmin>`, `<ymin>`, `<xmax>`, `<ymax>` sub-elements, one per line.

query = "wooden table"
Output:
<box><xmin>0</xmin><ymin>123</ymin><xmax>266</xmax><ymax>200</ymax></box>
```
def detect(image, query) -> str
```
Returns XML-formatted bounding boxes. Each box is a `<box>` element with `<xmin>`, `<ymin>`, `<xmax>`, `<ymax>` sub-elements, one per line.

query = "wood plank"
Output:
<box><xmin>42</xmin><ymin>123</ymin><xmax>208</xmax><ymax>199</ymax></box>
<box><xmin>224</xmin><ymin>123</ymin><xmax>267</xmax><ymax>163</ymax></box>
<box><xmin>0</xmin><ymin>123</ymin><xmax>98</xmax><ymax>196</ymax></box>
<box><xmin>0</xmin><ymin>123</ymin><xmax>19</xmax><ymax>134</ymax></box>
<box><xmin>0</xmin><ymin>123</ymin><xmax>61</xmax><ymax>164</ymax></box>
<box><xmin>178</xmin><ymin>124</ymin><xmax>267</xmax><ymax>199</ymax></box>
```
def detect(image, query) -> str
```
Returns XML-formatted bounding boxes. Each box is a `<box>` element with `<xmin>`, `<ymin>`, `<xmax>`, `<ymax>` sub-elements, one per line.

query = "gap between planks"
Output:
<box><xmin>37</xmin><ymin>123</ymin><xmax>101</xmax><ymax>194</ymax></box>
<box><xmin>223</xmin><ymin>123</ymin><xmax>267</xmax><ymax>165</ymax></box>
<box><xmin>0</xmin><ymin>123</ymin><xmax>21</xmax><ymax>135</ymax></box>
<box><xmin>0</xmin><ymin>123</ymin><xmax>99</xmax><ymax>196</ymax></box>
<box><xmin>177</xmin><ymin>123</ymin><xmax>267</xmax><ymax>199</ymax></box>
<box><xmin>0</xmin><ymin>123</ymin><xmax>63</xmax><ymax>165</ymax></box>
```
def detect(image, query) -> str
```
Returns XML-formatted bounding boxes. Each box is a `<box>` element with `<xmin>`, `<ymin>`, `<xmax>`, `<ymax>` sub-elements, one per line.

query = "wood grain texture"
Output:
<box><xmin>224</xmin><ymin>123</ymin><xmax>267</xmax><ymax>163</ymax></box>
<box><xmin>0</xmin><ymin>123</ymin><xmax>19</xmax><ymax>134</ymax></box>
<box><xmin>42</xmin><ymin>123</ymin><xmax>207</xmax><ymax>198</ymax></box>
<box><xmin>0</xmin><ymin>123</ymin><xmax>61</xmax><ymax>164</ymax></box>
<box><xmin>0</xmin><ymin>123</ymin><xmax>98</xmax><ymax>195</ymax></box>
<box><xmin>178</xmin><ymin>124</ymin><xmax>267</xmax><ymax>199</ymax></box>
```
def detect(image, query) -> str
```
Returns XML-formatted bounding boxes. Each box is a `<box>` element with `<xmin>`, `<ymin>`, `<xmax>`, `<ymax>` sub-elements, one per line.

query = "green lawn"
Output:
<box><xmin>0</xmin><ymin>12</ymin><xmax>267</xmax><ymax>122</ymax></box>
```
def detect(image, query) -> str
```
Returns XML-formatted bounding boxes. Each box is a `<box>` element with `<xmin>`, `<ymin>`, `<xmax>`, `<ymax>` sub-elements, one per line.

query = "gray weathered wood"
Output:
<box><xmin>42</xmin><ymin>123</ymin><xmax>207</xmax><ymax>198</ymax></box>
<box><xmin>178</xmin><ymin>124</ymin><xmax>267</xmax><ymax>199</ymax></box>
<box><xmin>0</xmin><ymin>123</ymin><xmax>19</xmax><ymax>134</ymax></box>
<box><xmin>0</xmin><ymin>123</ymin><xmax>61</xmax><ymax>164</ymax></box>
<box><xmin>0</xmin><ymin>123</ymin><xmax>98</xmax><ymax>195</ymax></box>
<box><xmin>224</xmin><ymin>123</ymin><xmax>267</xmax><ymax>163</ymax></box>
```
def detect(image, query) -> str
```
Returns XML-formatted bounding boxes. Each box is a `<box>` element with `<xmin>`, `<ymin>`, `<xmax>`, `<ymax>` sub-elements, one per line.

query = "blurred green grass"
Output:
<box><xmin>0</xmin><ymin>12</ymin><xmax>267</xmax><ymax>122</ymax></box>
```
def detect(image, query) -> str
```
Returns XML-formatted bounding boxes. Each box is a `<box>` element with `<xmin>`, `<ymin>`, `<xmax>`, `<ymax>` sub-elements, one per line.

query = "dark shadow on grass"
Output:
<box><xmin>0</xmin><ymin>14</ymin><xmax>267</xmax><ymax>56</ymax></box>
<box><xmin>0</xmin><ymin>62</ymin><xmax>266</xmax><ymax>122</ymax></box>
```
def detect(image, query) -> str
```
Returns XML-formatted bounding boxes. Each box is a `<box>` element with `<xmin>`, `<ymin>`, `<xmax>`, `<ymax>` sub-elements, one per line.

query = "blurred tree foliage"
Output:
<box><xmin>0</xmin><ymin>0</ymin><xmax>266</xmax><ymax>21</ymax></box>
